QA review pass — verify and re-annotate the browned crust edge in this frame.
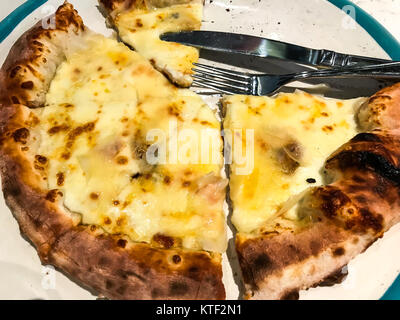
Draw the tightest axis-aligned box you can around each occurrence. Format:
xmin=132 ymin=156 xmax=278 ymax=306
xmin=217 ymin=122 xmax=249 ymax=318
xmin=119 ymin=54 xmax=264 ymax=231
xmin=0 ymin=2 xmax=85 ymax=108
xmin=0 ymin=2 xmax=225 ymax=300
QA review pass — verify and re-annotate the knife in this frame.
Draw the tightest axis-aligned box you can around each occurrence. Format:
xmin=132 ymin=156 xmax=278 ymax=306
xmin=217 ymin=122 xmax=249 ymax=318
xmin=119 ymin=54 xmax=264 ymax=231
xmin=161 ymin=31 xmax=391 ymax=68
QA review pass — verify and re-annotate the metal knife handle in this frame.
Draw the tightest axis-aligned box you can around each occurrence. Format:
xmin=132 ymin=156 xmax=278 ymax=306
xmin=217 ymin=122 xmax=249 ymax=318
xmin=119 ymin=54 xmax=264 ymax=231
xmin=318 ymin=49 xmax=391 ymax=68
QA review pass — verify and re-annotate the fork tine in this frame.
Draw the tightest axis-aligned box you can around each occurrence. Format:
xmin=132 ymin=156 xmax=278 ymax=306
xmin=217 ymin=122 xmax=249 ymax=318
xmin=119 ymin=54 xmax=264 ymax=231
xmin=193 ymin=74 xmax=250 ymax=92
xmin=192 ymin=79 xmax=249 ymax=95
xmin=193 ymin=68 xmax=250 ymax=86
xmin=192 ymin=80 xmax=240 ymax=95
xmin=192 ymin=80 xmax=235 ymax=95
xmin=193 ymin=63 xmax=251 ymax=80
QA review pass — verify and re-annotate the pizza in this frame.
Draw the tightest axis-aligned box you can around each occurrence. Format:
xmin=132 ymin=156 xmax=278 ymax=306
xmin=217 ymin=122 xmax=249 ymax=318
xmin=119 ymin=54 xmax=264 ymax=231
xmin=0 ymin=2 xmax=226 ymax=300
xmin=99 ymin=0 xmax=203 ymax=87
xmin=223 ymin=88 xmax=400 ymax=299
xmin=1 ymin=1 xmax=400 ymax=300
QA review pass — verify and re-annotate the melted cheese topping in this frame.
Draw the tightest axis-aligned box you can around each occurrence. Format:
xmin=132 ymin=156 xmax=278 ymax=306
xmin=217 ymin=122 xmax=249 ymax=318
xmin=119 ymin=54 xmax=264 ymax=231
xmin=32 ymin=33 xmax=226 ymax=252
xmin=223 ymin=92 xmax=366 ymax=233
xmin=115 ymin=2 xmax=203 ymax=86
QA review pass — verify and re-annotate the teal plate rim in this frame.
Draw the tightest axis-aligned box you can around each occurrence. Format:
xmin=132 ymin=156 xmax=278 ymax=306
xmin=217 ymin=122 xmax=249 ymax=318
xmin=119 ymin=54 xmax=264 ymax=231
xmin=0 ymin=0 xmax=399 ymax=300
xmin=326 ymin=0 xmax=400 ymax=301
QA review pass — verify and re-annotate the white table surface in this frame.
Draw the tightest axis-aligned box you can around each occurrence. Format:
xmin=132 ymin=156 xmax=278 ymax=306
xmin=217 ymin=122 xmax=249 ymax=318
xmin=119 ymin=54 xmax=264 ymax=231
xmin=1 ymin=0 xmax=400 ymax=42
xmin=353 ymin=0 xmax=400 ymax=41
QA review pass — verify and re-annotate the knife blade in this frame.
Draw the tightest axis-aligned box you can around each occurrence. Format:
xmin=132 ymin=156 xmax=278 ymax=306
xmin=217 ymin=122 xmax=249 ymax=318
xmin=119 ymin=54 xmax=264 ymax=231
xmin=160 ymin=31 xmax=391 ymax=68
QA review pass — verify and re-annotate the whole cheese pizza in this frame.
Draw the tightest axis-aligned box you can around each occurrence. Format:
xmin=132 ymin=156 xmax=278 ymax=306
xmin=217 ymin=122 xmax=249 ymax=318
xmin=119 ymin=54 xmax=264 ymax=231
xmin=0 ymin=1 xmax=400 ymax=300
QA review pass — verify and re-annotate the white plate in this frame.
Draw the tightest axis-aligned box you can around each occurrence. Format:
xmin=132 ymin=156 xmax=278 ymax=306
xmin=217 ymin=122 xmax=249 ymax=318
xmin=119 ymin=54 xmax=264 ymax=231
xmin=0 ymin=0 xmax=399 ymax=300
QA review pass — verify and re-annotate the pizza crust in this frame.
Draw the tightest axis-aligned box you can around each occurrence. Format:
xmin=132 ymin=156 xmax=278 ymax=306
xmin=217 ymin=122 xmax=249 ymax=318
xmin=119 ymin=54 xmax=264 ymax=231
xmin=236 ymin=84 xmax=400 ymax=300
xmin=0 ymin=2 xmax=225 ymax=300
xmin=0 ymin=2 xmax=85 ymax=108
xmin=358 ymin=83 xmax=400 ymax=131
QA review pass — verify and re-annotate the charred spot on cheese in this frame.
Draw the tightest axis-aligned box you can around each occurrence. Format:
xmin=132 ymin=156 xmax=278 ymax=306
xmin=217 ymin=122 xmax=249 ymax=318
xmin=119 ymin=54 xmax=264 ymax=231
xmin=56 ymin=172 xmax=65 ymax=186
xmin=30 ymin=33 xmax=226 ymax=253
xmin=130 ymin=172 xmax=141 ymax=180
xmin=182 ymin=181 xmax=191 ymax=187
xmin=61 ymin=103 xmax=74 ymax=108
xmin=163 ymin=175 xmax=171 ymax=184
xmin=172 ymin=254 xmax=182 ymax=264
xmin=45 ymin=189 xmax=62 ymax=202
xmin=35 ymin=155 xmax=48 ymax=164
xmin=116 ymin=156 xmax=128 ymax=165
xmin=34 ymin=155 xmax=48 ymax=172
xmin=322 ymin=125 xmax=334 ymax=132
xmin=168 ymin=103 xmax=183 ymax=120
xmin=332 ymin=247 xmax=345 ymax=256
xmin=12 ymin=128 xmax=29 ymax=143
xmin=21 ymin=81 xmax=34 ymax=90
xmin=276 ymin=142 xmax=301 ymax=175
xmin=284 ymin=141 xmax=302 ymax=161
xmin=48 ymin=124 xmax=70 ymax=135
xmin=90 ymin=192 xmax=99 ymax=200
xmin=117 ymin=239 xmax=127 ymax=248
xmin=25 ymin=113 xmax=40 ymax=127
xmin=67 ymin=122 xmax=96 ymax=143
xmin=131 ymin=139 xmax=149 ymax=160
xmin=104 ymin=217 xmax=112 ymax=225
xmin=223 ymin=92 xmax=366 ymax=233
xmin=153 ymin=233 xmax=175 ymax=249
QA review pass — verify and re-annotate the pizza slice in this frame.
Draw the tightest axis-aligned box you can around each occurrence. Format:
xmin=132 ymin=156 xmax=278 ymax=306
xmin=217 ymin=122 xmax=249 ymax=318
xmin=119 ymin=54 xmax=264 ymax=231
xmin=0 ymin=2 xmax=226 ymax=299
xmin=99 ymin=0 xmax=203 ymax=87
xmin=223 ymin=87 xmax=400 ymax=299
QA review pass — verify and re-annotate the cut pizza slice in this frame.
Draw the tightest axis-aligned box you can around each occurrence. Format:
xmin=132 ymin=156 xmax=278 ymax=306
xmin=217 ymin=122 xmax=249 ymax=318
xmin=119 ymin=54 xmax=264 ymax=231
xmin=99 ymin=0 xmax=203 ymax=87
xmin=0 ymin=2 xmax=226 ymax=300
xmin=223 ymin=88 xmax=400 ymax=299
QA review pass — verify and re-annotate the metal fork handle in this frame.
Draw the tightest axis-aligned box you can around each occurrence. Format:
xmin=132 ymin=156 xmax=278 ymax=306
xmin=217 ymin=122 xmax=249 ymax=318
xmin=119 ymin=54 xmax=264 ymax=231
xmin=317 ymin=50 xmax=390 ymax=68
xmin=290 ymin=61 xmax=400 ymax=80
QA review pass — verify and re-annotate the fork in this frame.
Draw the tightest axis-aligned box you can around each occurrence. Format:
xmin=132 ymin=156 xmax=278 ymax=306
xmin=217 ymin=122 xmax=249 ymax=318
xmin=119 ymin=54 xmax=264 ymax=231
xmin=192 ymin=61 xmax=400 ymax=96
